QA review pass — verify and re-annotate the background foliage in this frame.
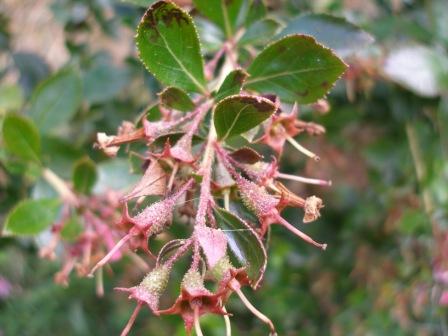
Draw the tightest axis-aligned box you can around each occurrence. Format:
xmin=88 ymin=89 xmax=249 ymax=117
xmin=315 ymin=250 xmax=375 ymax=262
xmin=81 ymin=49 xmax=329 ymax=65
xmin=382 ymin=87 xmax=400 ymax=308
xmin=1 ymin=0 xmax=448 ymax=335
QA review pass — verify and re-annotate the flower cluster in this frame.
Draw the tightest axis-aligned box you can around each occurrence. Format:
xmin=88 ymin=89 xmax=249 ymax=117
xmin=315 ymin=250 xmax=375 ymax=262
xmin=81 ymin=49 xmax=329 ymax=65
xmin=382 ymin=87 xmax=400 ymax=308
xmin=34 ymin=1 xmax=348 ymax=334
xmin=88 ymin=87 xmax=332 ymax=336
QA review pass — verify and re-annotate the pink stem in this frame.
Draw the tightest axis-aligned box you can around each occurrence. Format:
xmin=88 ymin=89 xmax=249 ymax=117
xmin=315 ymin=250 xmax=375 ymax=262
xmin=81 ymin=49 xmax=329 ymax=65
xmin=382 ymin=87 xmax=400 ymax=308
xmin=275 ymin=214 xmax=327 ymax=250
xmin=88 ymin=233 xmax=133 ymax=277
xmin=120 ymin=303 xmax=142 ymax=336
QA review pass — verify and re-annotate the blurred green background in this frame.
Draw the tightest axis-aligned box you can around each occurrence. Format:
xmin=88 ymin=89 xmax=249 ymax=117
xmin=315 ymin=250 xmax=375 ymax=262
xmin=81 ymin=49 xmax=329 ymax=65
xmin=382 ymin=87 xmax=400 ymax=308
xmin=1 ymin=0 xmax=448 ymax=335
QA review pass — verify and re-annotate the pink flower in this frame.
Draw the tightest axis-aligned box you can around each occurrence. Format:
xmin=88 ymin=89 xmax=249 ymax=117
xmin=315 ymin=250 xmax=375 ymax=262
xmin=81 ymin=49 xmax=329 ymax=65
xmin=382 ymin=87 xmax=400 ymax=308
xmin=158 ymin=270 xmax=227 ymax=334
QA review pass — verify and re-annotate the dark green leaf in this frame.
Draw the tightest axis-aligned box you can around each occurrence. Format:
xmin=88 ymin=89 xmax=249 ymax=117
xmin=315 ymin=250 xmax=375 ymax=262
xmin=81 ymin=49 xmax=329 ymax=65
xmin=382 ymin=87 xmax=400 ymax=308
xmin=4 ymin=198 xmax=60 ymax=235
xmin=193 ymin=0 xmax=244 ymax=38
xmin=213 ymin=206 xmax=267 ymax=288
xmin=215 ymin=69 xmax=248 ymax=102
xmin=245 ymin=35 xmax=347 ymax=104
xmin=136 ymin=1 xmax=206 ymax=93
xmin=27 ymin=68 xmax=82 ymax=134
xmin=245 ymin=0 xmax=267 ymax=26
xmin=239 ymin=18 xmax=281 ymax=46
xmin=278 ymin=14 xmax=374 ymax=58
xmin=159 ymin=87 xmax=195 ymax=112
xmin=60 ymin=214 xmax=83 ymax=241
xmin=2 ymin=114 xmax=41 ymax=163
xmin=214 ymin=95 xmax=276 ymax=141
xmin=72 ymin=157 xmax=97 ymax=194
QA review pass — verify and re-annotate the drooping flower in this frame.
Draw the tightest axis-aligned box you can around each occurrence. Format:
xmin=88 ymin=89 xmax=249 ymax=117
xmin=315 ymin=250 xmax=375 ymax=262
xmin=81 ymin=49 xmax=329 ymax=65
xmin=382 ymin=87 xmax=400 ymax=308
xmin=89 ymin=179 xmax=194 ymax=276
xmin=116 ymin=265 xmax=170 ymax=336
xmin=259 ymin=103 xmax=325 ymax=159
xmin=215 ymin=144 xmax=327 ymax=250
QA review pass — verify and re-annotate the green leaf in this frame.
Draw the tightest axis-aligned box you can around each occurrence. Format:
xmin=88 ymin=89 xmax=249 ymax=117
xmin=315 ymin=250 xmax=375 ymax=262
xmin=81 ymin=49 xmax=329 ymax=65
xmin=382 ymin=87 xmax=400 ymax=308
xmin=193 ymin=0 xmax=244 ymax=38
xmin=159 ymin=87 xmax=195 ymax=112
xmin=94 ymin=159 xmax=139 ymax=194
xmin=215 ymin=69 xmax=248 ymax=101
xmin=214 ymin=95 xmax=276 ymax=141
xmin=2 ymin=114 xmax=41 ymax=163
xmin=27 ymin=68 xmax=82 ymax=134
xmin=278 ymin=14 xmax=374 ymax=58
xmin=195 ymin=18 xmax=224 ymax=53
xmin=239 ymin=18 xmax=281 ymax=46
xmin=121 ymin=0 xmax=155 ymax=7
xmin=0 ymin=84 xmax=23 ymax=114
xmin=213 ymin=207 xmax=267 ymax=288
xmin=245 ymin=35 xmax=347 ymax=104
xmin=83 ymin=62 xmax=129 ymax=104
xmin=4 ymin=198 xmax=60 ymax=235
xmin=136 ymin=1 xmax=206 ymax=93
xmin=383 ymin=46 xmax=448 ymax=97
xmin=60 ymin=214 xmax=83 ymax=241
xmin=72 ymin=157 xmax=97 ymax=194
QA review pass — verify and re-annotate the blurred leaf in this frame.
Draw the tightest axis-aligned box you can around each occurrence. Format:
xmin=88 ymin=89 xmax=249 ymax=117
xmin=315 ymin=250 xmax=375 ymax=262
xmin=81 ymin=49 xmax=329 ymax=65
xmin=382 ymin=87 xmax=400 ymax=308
xmin=60 ymin=214 xmax=83 ymax=241
xmin=72 ymin=157 xmax=97 ymax=194
xmin=194 ymin=18 xmax=224 ymax=53
xmin=239 ymin=18 xmax=281 ymax=46
xmin=136 ymin=1 xmax=206 ymax=93
xmin=215 ymin=69 xmax=248 ymax=101
xmin=384 ymin=46 xmax=448 ymax=97
xmin=398 ymin=209 xmax=431 ymax=235
xmin=193 ymin=0 xmax=244 ymax=38
xmin=2 ymin=113 xmax=41 ymax=163
xmin=278 ymin=14 xmax=374 ymax=58
xmin=213 ymin=207 xmax=267 ymax=288
xmin=214 ymin=95 xmax=276 ymax=141
xmin=159 ymin=87 xmax=194 ymax=112
xmin=0 ymin=84 xmax=23 ymax=113
xmin=245 ymin=0 xmax=267 ymax=26
xmin=83 ymin=62 xmax=129 ymax=104
xmin=94 ymin=158 xmax=139 ymax=194
xmin=13 ymin=52 xmax=50 ymax=96
xmin=27 ymin=68 xmax=82 ymax=134
xmin=120 ymin=0 xmax=155 ymax=7
xmin=245 ymin=35 xmax=347 ymax=103
xmin=41 ymin=136 xmax=83 ymax=179
xmin=4 ymin=198 xmax=60 ymax=235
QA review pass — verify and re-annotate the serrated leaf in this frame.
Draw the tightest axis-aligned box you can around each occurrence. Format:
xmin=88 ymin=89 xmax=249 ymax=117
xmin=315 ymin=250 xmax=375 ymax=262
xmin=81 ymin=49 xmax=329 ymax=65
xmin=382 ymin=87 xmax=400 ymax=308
xmin=215 ymin=69 xmax=248 ymax=101
xmin=214 ymin=95 xmax=276 ymax=141
xmin=27 ymin=68 xmax=82 ymax=134
xmin=136 ymin=1 xmax=206 ymax=93
xmin=2 ymin=113 xmax=41 ymax=163
xmin=72 ymin=157 xmax=97 ymax=194
xmin=121 ymin=160 xmax=166 ymax=202
xmin=159 ymin=87 xmax=195 ymax=112
xmin=193 ymin=0 xmax=244 ymax=38
xmin=213 ymin=206 xmax=267 ymax=288
xmin=4 ymin=198 xmax=60 ymax=235
xmin=239 ymin=18 xmax=281 ymax=46
xmin=384 ymin=46 xmax=448 ymax=97
xmin=245 ymin=35 xmax=347 ymax=104
xmin=278 ymin=14 xmax=374 ymax=58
